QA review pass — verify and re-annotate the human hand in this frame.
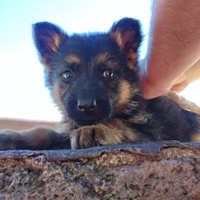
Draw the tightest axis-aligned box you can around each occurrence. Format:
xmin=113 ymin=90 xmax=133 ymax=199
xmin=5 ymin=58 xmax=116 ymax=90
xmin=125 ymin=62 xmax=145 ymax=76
xmin=140 ymin=59 xmax=200 ymax=99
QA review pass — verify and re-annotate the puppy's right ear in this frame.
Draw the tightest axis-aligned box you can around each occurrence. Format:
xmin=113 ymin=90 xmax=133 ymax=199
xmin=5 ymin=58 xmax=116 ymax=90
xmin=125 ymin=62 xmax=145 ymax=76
xmin=109 ymin=18 xmax=141 ymax=69
xmin=33 ymin=22 xmax=67 ymax=72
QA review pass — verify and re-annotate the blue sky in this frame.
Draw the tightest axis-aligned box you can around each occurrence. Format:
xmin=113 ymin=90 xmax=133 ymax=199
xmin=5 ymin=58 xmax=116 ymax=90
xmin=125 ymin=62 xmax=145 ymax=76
xmin=0 ymin=0 xmax=199 ymax=121
xmin=0 ymin=0 xmax=151 ymax=57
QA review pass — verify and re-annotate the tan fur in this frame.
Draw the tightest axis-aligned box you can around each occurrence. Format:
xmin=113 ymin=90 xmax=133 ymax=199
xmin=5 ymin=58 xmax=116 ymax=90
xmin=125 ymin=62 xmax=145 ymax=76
xmin=96 ymin=53 xmax=111 ymax=63
xmin=110 ymin=30 xmax=123 ymax=47
xmin=53 ymin=34 xmax=62 ymax=49
xmin=126 ymin=60 xmax=137 ymax=70
xmin=58 ymin=121 xmax=75 ymax=134
xmin=52 ymin=83 xmax=68 ymax=117
xmin=65 ymin=54 xmax=81 ymax=64
xmin=71 ymin=118 xmax=138 ymax=149
xmin=126 ymin=50 xmax=138 ymax=70
xmin=118 ymin=81 xmax=131 ymax=105
xmin=115 ymin=81 xmax=140 ymax=115
xmin=130 ymin=112 xmax=152 ymax=124
xmin=103 ymin=118 xmax=138 ymax=143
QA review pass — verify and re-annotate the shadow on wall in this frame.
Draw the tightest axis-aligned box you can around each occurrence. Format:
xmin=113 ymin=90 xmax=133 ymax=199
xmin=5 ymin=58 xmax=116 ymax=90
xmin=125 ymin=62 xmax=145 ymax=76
xmin=0 ymin=118 xmax=58 ymax=131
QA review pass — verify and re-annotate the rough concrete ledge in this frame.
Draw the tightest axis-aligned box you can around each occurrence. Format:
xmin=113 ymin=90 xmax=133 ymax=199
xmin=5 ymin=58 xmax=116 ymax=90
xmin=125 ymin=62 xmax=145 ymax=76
xmin=0 ymin=141 xmax=200 ymax=199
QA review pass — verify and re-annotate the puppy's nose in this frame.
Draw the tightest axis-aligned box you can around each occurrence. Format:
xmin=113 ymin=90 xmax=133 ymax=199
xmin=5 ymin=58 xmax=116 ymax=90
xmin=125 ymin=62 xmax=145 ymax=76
xmin=77 ymin=98 xmax=97 ymax=111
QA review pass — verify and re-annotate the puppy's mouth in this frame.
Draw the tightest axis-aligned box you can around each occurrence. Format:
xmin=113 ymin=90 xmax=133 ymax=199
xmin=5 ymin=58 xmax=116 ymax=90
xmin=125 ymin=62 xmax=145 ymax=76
xmin=75 ymin=116 xmax=110 ymax=126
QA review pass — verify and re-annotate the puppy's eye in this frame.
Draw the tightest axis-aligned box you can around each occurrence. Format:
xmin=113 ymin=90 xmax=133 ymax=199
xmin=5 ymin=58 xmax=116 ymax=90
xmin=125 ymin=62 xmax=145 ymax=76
xmin=103 ymin=68 xmax=114 ymax=78
xmin=62 ymin=70 xmax=73 ymax=81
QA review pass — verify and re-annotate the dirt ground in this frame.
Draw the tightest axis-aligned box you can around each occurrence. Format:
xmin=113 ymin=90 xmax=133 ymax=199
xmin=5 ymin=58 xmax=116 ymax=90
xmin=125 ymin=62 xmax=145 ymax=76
xmin=0 ymin=118 xmax=58 ymax=131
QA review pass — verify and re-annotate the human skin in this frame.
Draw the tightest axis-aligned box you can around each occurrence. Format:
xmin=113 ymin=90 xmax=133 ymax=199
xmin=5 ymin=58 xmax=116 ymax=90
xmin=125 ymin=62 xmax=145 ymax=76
xmin=140 ymin=0 xmax=200 ymax=99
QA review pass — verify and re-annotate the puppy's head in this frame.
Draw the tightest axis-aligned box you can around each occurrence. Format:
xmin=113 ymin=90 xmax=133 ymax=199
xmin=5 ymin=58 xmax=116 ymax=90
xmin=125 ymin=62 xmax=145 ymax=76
xmin=33 ymin=18 xmax=143 ymax=126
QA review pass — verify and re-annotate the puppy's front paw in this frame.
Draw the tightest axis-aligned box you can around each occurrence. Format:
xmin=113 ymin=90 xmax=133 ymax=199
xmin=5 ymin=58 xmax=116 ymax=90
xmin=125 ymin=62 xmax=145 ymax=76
xmin=71 ymin=126 xmax=105 ymax=149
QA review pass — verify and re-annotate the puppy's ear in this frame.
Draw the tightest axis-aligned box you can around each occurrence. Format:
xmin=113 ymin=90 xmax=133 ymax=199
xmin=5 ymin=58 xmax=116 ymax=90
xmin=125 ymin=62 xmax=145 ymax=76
xmin=109 ymin=18 xmax=141 ymax=68
xmin=33 ymin=22 xmax=67 ymax=71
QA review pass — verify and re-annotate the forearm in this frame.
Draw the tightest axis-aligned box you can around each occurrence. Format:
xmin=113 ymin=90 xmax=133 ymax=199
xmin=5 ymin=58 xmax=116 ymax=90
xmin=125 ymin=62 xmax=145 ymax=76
xmin=142 ymin=0 xmax=200 ymax=98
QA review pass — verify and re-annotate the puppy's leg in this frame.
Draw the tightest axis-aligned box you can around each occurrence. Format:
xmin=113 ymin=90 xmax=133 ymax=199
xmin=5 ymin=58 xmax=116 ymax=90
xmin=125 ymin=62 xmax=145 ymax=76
xmin=71 ymin=119 xmax=140 ymax=149
xmin=0 ymin=126 xmax=71 ymax=150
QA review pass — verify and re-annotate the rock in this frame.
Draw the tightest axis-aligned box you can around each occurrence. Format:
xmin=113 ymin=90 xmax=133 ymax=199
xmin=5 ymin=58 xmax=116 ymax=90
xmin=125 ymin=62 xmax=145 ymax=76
xmin=0 ymin=141 xmax=200 ymax=199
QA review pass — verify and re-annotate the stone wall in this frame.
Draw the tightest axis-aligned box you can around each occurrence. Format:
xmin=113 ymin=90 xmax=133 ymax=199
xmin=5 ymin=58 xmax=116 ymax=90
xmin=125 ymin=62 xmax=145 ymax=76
xmin=0 ymin=141 xmax=200 ymax=199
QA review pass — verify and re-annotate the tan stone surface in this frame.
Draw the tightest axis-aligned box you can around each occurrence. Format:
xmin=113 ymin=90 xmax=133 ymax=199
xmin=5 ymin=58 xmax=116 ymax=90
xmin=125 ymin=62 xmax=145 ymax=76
xmin=0 ymin=141 xmax=200 ymax=199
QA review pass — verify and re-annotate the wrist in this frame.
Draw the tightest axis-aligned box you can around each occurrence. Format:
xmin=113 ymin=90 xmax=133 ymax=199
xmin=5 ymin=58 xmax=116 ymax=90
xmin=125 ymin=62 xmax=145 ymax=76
xmin=140 ymin=75 xmax=170 ymax=99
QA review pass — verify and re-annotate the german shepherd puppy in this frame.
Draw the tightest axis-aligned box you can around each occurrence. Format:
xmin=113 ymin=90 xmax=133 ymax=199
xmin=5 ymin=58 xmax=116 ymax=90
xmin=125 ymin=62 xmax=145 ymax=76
xmin=0 ymin=18 xmax=199 ymax=150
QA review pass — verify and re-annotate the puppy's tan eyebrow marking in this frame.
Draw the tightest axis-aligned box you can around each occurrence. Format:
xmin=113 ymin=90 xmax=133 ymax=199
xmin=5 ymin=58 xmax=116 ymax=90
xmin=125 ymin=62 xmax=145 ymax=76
xmin=96 ymin=53 xmax=111 ymax=63
xmin=65 ymin=54 xmax=81 ymax=64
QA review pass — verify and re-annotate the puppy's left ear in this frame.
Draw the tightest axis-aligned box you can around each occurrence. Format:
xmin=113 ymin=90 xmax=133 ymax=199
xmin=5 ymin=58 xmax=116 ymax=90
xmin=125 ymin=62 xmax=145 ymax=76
xmin=109 ymin=18 xmax=142 ymax=68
